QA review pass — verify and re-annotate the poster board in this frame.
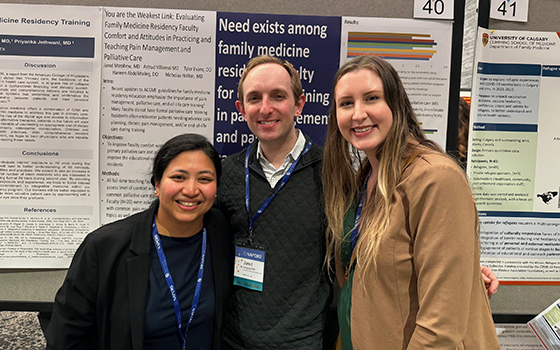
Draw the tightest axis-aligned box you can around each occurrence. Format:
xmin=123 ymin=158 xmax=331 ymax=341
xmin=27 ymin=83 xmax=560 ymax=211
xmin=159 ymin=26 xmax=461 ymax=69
xmin=0 ymin=0 xmax=463 ymax=309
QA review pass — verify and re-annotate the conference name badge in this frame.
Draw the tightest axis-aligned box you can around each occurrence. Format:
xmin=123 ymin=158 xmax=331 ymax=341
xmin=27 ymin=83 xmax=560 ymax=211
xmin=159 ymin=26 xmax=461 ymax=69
xmin=234 ymin=243 xmax=265 ymax=291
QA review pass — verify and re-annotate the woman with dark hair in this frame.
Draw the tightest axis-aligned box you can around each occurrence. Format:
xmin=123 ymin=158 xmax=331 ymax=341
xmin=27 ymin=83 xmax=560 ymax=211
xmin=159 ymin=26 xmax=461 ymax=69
xmin=46 ymin=133 xmax=232 ymax=350
xmin=322 ymin=56 xmax=500 ymax=349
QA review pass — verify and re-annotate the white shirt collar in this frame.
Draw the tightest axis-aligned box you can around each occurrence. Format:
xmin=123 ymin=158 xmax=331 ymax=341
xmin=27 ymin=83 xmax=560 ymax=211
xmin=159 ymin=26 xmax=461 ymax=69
xmin=256 ymin=129 xmax=305 ymax=164
xmin=256 ymin=130 xmax=306 ymax=187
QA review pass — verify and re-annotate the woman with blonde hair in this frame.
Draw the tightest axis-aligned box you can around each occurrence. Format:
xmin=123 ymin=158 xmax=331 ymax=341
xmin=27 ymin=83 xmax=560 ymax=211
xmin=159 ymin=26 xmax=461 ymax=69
xmin=457 ymin=97 xmax=471 ymax=168
xmin=322 ymin=55 xmax=499 ymax=349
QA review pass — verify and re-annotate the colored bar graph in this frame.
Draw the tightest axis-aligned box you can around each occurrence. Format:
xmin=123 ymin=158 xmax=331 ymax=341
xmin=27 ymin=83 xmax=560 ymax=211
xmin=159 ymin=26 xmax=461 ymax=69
xmin=347 ymin=32 xmax=437 ymax=60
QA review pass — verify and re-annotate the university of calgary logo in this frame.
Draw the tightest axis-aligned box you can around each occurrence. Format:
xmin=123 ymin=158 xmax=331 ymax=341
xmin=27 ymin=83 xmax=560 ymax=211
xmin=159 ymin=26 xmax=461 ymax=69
xmin=482 ymin=33 xmax=489 ymax=46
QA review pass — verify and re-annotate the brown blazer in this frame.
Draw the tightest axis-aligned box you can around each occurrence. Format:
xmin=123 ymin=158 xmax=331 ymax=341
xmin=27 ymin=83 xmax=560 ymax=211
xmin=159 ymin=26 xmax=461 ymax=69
xmin=345 ymin=151 xmax=500 ymax=349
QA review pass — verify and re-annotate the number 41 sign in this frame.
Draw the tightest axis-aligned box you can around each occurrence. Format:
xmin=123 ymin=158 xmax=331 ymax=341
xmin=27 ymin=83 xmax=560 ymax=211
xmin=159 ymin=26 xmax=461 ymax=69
xmin=414 ymin=0 xmax=453 ymax=20
xmin=490 ymin=0 xmax=529 ymax=22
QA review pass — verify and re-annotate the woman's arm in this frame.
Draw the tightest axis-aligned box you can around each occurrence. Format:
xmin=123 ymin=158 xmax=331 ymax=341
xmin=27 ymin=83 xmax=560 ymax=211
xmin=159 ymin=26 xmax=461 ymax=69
xmin=405 ymin=159 xmax=481 ymax=349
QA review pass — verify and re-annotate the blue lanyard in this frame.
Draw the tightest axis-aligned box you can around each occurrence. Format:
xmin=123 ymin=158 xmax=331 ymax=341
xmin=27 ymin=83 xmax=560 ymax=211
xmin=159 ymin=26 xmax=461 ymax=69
xmin=350 ymin=178 xmax=369 ymax=253
xmin=244 ymin=140 xmax=313 ymax=244
xmin=151 ymin=219 xmax=207 ymax=350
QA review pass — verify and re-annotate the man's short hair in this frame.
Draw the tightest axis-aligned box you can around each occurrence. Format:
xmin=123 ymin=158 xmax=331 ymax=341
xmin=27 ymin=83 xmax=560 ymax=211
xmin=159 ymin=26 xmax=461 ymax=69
xmin=237 ymin=55 xmax=303 ymax=107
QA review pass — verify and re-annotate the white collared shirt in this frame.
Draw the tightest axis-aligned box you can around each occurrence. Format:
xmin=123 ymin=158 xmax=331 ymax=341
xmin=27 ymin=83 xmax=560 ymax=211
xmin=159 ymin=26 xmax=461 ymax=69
xmin=257 ymin=130 xmax=306 ymax=188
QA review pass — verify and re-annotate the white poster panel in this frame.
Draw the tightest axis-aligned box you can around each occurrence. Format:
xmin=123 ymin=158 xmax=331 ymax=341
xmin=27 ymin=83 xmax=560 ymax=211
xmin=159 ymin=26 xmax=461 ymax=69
xmin=340 ymin=17 xmax=453 ymax=148
xmin=99 ymin=8 xmax=216 ymax=224
xmin=470 ymin=28 xmax=560 ymax=282
xmin=0 ymin=4 xmax=102 ymax=268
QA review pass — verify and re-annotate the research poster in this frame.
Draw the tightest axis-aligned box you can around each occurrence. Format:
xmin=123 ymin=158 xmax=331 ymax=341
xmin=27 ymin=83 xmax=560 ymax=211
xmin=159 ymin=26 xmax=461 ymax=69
xmin=340 ymin=17 xmax=453 ymax=148
xmin=0 ymin=4 xmax=102 ymax=268
xmin=0 ymin=3 xmax=455 ymax=268
xmin=470 ymin=28 xmax=560 ymax=282
xmin=99 ymin=7 xmax=216 ymax=224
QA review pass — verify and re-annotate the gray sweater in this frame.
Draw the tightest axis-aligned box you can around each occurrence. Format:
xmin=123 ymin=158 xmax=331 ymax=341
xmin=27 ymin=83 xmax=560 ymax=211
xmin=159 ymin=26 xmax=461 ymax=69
xmin=217 ymin=136 xmax=331 ymax=350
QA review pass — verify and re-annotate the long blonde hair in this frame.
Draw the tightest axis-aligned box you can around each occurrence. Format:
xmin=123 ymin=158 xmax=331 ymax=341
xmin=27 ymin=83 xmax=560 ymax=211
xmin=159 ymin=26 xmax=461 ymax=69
xmin=457 ymin=97 xmax=470 ymax=168
xmin=323 ymin=56 xmax=441 ymax=282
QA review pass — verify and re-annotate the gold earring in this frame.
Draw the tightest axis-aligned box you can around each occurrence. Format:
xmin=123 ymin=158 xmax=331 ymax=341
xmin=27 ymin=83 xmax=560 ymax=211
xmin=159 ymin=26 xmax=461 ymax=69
xmin=154 ymin=190 xmax=158 ymax=196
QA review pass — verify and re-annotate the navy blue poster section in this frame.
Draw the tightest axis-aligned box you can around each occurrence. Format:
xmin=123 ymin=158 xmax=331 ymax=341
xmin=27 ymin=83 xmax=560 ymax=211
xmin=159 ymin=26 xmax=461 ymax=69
xmin=214 ymin=12 xmax=341 ymax=156
xmin=0 ymin=35 xmax=94 ymax=58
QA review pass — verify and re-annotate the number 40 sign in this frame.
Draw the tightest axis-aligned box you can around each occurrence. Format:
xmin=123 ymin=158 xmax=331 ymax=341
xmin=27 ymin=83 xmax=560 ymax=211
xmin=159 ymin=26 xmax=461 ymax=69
xmin=414 ymin=0 xmax=454 ymax=20
xmin=490 ymin=0 xmax=529 ymax=22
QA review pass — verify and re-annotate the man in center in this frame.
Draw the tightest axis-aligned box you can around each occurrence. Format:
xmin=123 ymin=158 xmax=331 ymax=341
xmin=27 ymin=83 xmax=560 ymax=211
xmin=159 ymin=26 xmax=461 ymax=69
xmin=216 ymin=55 xmax=331 ymax=349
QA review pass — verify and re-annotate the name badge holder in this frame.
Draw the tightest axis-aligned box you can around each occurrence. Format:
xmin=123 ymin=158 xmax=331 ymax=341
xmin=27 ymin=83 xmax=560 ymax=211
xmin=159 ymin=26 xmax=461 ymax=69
xmin=234 ymin=240 xmax=266 ymax=291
